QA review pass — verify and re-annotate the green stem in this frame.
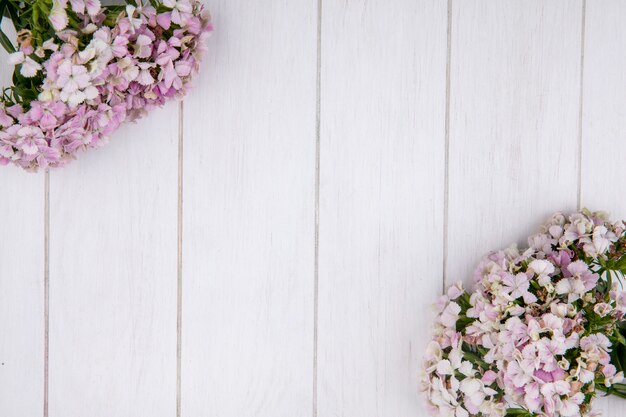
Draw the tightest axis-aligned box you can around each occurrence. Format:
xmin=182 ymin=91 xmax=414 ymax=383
xmin=597 ymin=384 xmax=626 ymax=400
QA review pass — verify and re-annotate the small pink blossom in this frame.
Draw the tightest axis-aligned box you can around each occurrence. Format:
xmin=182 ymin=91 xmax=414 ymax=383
xmin=49 ymin=2 xmax=69 ymax=31
xmin=69 ymin=0 xmax=101 ymax=15
xmin=9 ymin=51 xmax=42 ymax=77
xmin=163 ymin=0 xmax=193 ymax=26
xmin=15 ymin=126 xmax=45 ymax=155
xmin=439 ymin=302 xmax=461 ymax=329
xmin=134 ymin=34 xmax=153 ymax=58
xmin=502 ymin=272 xmax=537 ymax=304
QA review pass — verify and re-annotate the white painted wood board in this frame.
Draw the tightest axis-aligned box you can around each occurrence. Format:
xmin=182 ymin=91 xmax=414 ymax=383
xmin=581 ymin=0 xmax=626 ymax=218
xmin=0 ymin=164 xmax=45 ymax=417
xmin=317 ymin=1 xmax=447 ymax=416
xmin=0 ymin=1 xmax=625 ymax=416
xmin=47 ymin=103 xmax=179 ymax=417
xmin=0 ymin=19 xmax=45 ymax=417
xmin=180 ymin=1 xmax=317 ymax=416
xmin=447 ymin=0 xmax=582 ymax=287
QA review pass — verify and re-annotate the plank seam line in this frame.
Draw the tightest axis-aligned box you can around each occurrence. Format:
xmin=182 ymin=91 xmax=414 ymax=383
xmin=442 ymin=0 xmax=452 ymax=294
xmin=176 ymin=101 xmax=184 ymax=417
xmin=312 ymin=0 xmax=322 ymax=416
xmin=43 ymin=170 xmax=49 ymax=417
xmin=577 ymin=0 xmax=586 ymax=211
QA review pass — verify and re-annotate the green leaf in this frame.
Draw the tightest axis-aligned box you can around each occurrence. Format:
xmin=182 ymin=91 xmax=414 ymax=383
xmin=462 ymin=350 xmax=489 ymax=370
xmin=615 ymin=255 xmax=626 ymax=274
xmin=31 ymin=4 xmax=39 ymax=31
xmin=597 ymin=383 xmax=626 ymax=400
xmin=0 ymin=27 xmax=14 ymax=53
xmin=457 ymin=292 xmax=471 ymax=310
xmin=0 ymin=0 xmax=15 ymax=53
xmin=612 ymin=382 xmax=626 ymax=391
xmin=505 ymin=408 xmax=534 ymax=417
xmin=610 ymin=343 xmax=626 ymax=381
xmin=616 ymin=328 xmax=626 ymax=347
xmin=455 ymin=316 xmax=474 ymax=332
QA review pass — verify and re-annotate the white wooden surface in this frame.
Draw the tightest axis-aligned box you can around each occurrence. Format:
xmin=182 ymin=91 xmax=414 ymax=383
xmin=447 ymin=0 xmax=582 ymax=287
xmin=0 ymin=20 xmax=45 ymax=417
xmin=318 ymin=1 xmax=446 ymax=417
xmin=180 ymin=1 xmax=316 ymax=416
xmin=1 ymin=1 xmax=626 ymax=416
xmin=48 ymin=102 xmax=179 ymax=416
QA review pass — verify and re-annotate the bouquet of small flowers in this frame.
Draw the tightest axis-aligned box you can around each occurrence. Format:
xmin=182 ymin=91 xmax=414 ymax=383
xmin=0 ymin=0 xmax=212 ymax=170
xmin=421 ymin=209 xmax=626 ymax=417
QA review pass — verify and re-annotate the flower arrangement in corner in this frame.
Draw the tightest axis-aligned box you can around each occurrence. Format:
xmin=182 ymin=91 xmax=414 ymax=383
xmin=0 ymin=0 xmax=212 ymax=170
xmin=421 ymin=209 xmax=626 ymax=417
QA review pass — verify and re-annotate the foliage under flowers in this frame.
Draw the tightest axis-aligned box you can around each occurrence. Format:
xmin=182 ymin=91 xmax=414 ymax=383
xmin=0 ymin=0 xmax=212 ymax=170
xmin=421 ymin=209 xmax=626 ymax=417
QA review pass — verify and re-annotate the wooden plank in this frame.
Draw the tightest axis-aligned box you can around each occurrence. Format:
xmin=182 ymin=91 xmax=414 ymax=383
xmin=447 ymin=0 xmax=582 ymax=287
xmin=47 ymin=103 xmax=179 ymax=416
xmin=0 ymin=19 xmax=45 ymax=417
xmin=581 ymin=1 xmax=626 ymax=414
xmin=0 ymin=169 xmax=45 ymax=417
xmin=180 ymin=1 xmax=317 ymax=416
xmin=317 ymin=1 xmax=447 ymax=416
xmin=581 ymin=0 xmax=626 ymax=216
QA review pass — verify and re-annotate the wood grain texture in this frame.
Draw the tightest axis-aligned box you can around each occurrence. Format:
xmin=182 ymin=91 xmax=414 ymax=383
xmin=581 ymin=0 xmax=626 ymax=217
xmin=4 ymin=2 xmax=626 ymax=416
xmin=447 ymin=0 xmax=582 ymax=287
xmin=317 ymin=1 xmax=447 ymax=416
xmin=0 ymin=169 xmax=45 ymax=417
xmin=47 ymin=103 xmax=179 ymax=417
xmin=180 ymin=1 xmax=317 ymax=416
xmin=0 ymin=20 xmax=45 ymax=417
xmin=581 ymin=1 xmax=626 ymax=414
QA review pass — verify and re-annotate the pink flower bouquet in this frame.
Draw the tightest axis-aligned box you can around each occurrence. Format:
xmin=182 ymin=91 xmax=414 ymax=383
xmin=422 ymin=209 xmax=626 ymax=417
xmin=0 ymin=0 xmax=212 ymax=170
